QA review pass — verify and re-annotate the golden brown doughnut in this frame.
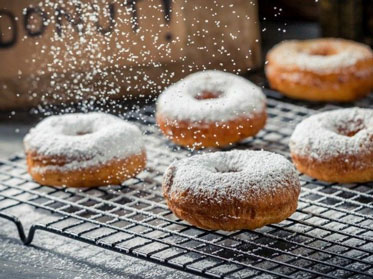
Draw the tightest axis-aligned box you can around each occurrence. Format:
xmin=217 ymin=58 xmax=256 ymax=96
xmin=156 ymin=70 xmax=267 ymax=149
xmin=163 ymin=150 xmax=301 ymax=231
xmin=290 ymin=108 xmax=373 ymax=183
xmin=156 ymin=113 xmax=266 ymax=149
xmin=24 ymin=112 xmax=146 ymax=187
xmin=265 ymin=38 xmax=373 ymax=102
xmin=26 ymin=152 xmax=146 ymax=188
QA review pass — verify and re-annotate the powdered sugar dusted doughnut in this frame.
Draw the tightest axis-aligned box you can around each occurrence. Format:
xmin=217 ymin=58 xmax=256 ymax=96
xmin=290 ymin=108 xmax=373 ymax=183
xmin=24 ymin=112 xmax=146 ymax=187
xmin=266 ymin=38 xmax=373 ymax=102
xmin=156 ymin=70 xmax=267 ymax=148
xmin=163 ymin=150 xmax=300 ymax=231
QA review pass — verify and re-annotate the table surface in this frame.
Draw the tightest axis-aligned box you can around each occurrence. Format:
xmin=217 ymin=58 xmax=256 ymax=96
xmin=0 ymin=21 xmax=320 ymax=279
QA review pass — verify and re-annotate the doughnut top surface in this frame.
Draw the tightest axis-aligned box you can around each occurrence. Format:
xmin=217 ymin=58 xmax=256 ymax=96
xmin=156 ymin=70 xmax=266 ymax=122
xmin=290 ymin=108 xmax=373 ymax=162
xmin=267 ymin=38 xmax=373 ymax=74
xmin=24 ymin=112 xmax=144 ymax=168
xmin=164 ymin=150 xmax=299 ymax=203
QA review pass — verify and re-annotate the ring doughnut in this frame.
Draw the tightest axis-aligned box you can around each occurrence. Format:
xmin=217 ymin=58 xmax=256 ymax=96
xmin=290 ymin=108 xmax=373 ymax=183
xmin=156 ymin=70 xmax=267 ymax=149
xmin=265 ymin=38 xmax=373 ymax=102
xmin=24 ymin=112 xmax=146 ymax=187
xmin=162 ymin=150 xmax=300 ymax=231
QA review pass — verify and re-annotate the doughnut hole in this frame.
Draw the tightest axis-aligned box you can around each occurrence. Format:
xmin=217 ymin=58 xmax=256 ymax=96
xmin=301 ymin=45 xmax=338 ymax=56
xmin=335 ymin=119 xmax=365 ymax=137
xmin=76 ymin=131 xmax=92 ymax=136
xmin=194 ymin=90 xmax=222 ymax=100
xmin=215 ymin=168 xmax=240 ymax=173
xmin=62 ymin=126 xmax=94 ymax=136
xmin=214 ymin=164 xmax=241 ymax=174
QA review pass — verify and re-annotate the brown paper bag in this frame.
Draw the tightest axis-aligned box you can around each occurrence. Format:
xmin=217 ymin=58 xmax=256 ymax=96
xmin=0 ymin=0 xmax=261 ymax=110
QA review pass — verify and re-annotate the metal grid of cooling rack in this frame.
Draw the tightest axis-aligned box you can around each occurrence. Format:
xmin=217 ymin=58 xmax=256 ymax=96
xmin=0 ymin=97 xmax=372 ymax=279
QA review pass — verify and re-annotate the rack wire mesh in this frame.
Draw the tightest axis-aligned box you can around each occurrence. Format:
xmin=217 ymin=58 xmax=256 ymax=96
xmin=0 ymin=95 xmax=372 ymax=279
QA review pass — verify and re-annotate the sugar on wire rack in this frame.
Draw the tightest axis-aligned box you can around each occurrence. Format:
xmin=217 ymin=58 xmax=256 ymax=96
xmin=0 ymin=96 xmax=372 ymax=279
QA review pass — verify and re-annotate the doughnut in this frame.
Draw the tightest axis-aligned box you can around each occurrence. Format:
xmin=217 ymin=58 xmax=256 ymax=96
xmin=162 ymin=150 xmax=300 ymax=231
xmin=24 ymin=112 xmax=146 ymax=187
xmin=290 ymin=108 xmax=373 ymax=183
xmin=265 ymin=38 xmax=373 ymax=102
xmin=156 ymin=70 xmax=267 ymax=149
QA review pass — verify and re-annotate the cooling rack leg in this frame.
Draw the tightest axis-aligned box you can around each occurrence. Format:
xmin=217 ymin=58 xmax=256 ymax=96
xmin=0 ymin=212 xmax=27 ymax=243
xmin=24 ymin=225 xmax=37 ymax=245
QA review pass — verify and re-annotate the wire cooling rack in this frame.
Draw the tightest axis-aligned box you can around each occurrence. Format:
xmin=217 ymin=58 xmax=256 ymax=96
xmin=0 ymin=97 xmax=372 ymax=279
